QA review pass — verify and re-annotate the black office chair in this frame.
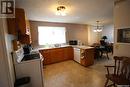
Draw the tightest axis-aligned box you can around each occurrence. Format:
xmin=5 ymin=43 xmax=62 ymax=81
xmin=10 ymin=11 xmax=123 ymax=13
xmin=100 ymin=40 xmax=109 ymax=59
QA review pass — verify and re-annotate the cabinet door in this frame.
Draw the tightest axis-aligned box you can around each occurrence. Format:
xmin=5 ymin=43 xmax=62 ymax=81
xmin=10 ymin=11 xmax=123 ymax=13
xmin=63 ymin=47 xmax=68 ymax=60
xmin=15 ymin=8 xmax=31 ymax=35
xmin=85 ymin=49 xmax=94 ymax=65
xmin=67 ymin=47 xmax=74 ymax=60
xmin=64 ymin=47 xmax=74 ymax=60
xmin=19 ymin=34 xmax=32 ymax=44
xmin=50 ymin=49 xmax=64 ymax=63
xmin=39 ymin=50 xmax=51 ymax=65
xmin=15 ymin=8 xmax=26 ymax=35
xmin=7 ymin=18 xmax=17 ymax=35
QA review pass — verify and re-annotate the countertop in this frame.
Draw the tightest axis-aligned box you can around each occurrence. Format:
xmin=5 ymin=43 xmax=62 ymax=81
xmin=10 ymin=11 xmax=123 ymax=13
xmin=72 ymin=45 xmax=94 ymax=49
xmin=32 ymin=45 xmax=94 ymax=51
xmin=32 ymin=45 xmax=71 ymax=51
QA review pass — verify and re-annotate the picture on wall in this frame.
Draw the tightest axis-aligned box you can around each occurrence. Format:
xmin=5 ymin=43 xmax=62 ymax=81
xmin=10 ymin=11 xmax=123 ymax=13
xmin=117 ymin=28 xmax=130 ymax=43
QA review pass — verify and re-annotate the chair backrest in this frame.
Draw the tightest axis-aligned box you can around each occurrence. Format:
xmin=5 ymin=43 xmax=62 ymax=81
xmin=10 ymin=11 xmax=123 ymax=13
xmin=121 ymin=58 xmax=130 ymax=81
xmin=114 ymin=56 xmax=130 ymax=81
xmin=100 ymin=40 xmax=107 ymax=46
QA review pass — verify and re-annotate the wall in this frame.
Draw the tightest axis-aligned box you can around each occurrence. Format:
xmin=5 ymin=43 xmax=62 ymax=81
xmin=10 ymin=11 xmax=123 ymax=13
xmin=29 ymin=21 xmax=88 ymax=47
xmin=0 ymin=19 xmax=14 ymax=87
xmin=114 ymin=0 xmax=130 ymax=57
xmin=5 ymin=34 xmax=15 ymax=85
xmin=102 ymin=24 xmax=114 ymax=43
xmin=88 ymin=24 xmax=114 ymax=45
xmin=88 ymin=25 xmax=102 ymax=45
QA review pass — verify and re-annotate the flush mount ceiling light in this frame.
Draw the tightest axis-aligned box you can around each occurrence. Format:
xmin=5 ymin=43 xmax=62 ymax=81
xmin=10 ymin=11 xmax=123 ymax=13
xmin=56 ymin=5 xmax=67 ymax=16
xmin=93 ymin=21 xmax=103 ymax=32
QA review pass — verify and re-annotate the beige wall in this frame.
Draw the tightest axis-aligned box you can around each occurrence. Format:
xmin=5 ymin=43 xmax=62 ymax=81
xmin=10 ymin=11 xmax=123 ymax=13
xmin=102 ymin=24 xmax=114 ymax=43
xmin=29 ymin=21 xmax=88 ymax=47
xmin=114 ymin=0 xmax=130 ymax=57
xmin=88 ymin=24 xmax=114 ymax=45
xmin=88 ymin=25 xmax=102 ymax=45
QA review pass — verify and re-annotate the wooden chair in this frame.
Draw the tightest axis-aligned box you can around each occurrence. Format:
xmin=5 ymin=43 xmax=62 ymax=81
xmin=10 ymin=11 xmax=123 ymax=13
xmin=104 ymin=56 xmax=130 ymax=87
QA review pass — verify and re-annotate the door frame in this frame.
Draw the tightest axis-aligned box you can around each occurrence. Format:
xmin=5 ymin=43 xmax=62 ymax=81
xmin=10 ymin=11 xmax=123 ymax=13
xmin=0 ymin=18 xmax=13 ymax=87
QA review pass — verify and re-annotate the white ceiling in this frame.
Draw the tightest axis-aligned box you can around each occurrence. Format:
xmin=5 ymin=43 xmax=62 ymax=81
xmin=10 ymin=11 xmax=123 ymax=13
xmin=16 ymin=0 xmax=114 ymax=25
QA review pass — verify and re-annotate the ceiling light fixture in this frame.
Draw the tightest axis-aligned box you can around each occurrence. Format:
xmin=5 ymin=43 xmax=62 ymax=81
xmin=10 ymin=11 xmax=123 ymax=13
xmin=56 ymin=5 xmax=66 ymax=16
xmin=93 ymin=21 xmax=103 ymax=32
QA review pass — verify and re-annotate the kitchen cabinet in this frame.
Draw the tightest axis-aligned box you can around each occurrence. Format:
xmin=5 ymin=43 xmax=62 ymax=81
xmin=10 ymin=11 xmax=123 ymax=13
xmin=40 ymin=46 xmax=94 ymax=66
xmin=19 ymin=34 xmax=32 ymax=44
xmin=39 ymin=49 xmax=51 ymax=65
xmin=7 ymin=8 xmax=31 ymax=44
xmin=39 ymin=46 xmax=74 ymax=65
xmin=73 ymin=47 xmax=94 ymax=67
xmin=17 ymin=8 xmax=31 ymax=35
xmin=7 ymin=18 xmax=17 ymax=35
xmin=15 ymin=8 xmax=27 ymax=35
xmin=80 ymin=48 xmax=94 ymax=66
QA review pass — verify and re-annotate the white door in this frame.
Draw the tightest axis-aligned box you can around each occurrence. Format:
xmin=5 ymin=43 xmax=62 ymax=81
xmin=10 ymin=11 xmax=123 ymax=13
xmin=74 ymin=48 xmax=80 ymax=63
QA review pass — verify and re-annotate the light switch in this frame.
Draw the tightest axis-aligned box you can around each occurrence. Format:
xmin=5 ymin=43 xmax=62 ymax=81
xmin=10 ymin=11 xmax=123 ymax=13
xmin=115 ymin=44 xmax=119 ymax=49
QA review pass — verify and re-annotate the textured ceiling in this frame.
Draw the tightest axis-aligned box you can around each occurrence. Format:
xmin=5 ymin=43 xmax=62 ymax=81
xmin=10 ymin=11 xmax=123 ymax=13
xmin=16 ymin=0 xmax=114 ymax=25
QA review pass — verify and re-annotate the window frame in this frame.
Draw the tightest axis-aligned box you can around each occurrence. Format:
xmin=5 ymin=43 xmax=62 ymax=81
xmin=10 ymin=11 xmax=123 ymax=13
xmin=38 ymin=26 xmax=67 ymax=46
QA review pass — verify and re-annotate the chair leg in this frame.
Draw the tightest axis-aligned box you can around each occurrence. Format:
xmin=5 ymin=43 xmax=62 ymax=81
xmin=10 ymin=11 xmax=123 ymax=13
xmin=113 ymin=83 xmax=116 ymax=87
xmin=104 ymin=78 xmax=109 ymax=87
xmin=107 ymin=83 xmax=115 ymax=87
xmin=106 ymin=52 xmax=109 ymax=60
xmin=100 ymin=51 xmax=103 ymax=58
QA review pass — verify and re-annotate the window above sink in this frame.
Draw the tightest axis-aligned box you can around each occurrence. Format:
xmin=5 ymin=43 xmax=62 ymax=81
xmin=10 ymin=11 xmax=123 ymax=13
xmin=38 ymin=26 xmax=66 ymax=45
